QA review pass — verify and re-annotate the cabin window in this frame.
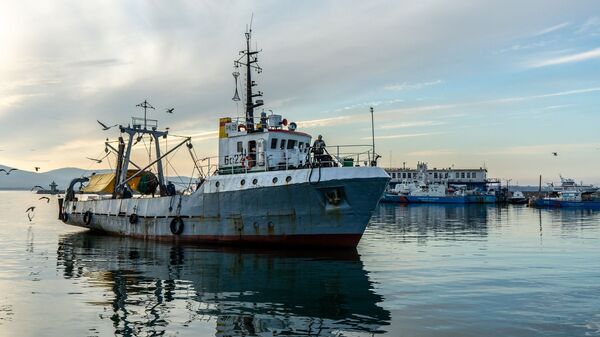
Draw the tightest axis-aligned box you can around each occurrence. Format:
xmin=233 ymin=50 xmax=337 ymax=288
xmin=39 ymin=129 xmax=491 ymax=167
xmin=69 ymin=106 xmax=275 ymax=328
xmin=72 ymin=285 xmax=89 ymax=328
xmin=434 ymin=172 xmax=438 ymax=179
xmin=280 ymin=139 xmax=286 ymax=150
xmin=455 ymin=172 xmax=459 ymax=178
xmin=287 ymin=139 xmax=296 ymax=149
xmin=305 ymin=143 xmax=310 ymax=152
xmin=271 ymin=138 xmax=278 ymax=149
xmin=461 ymin=172 xmax=465 ymax=178
xmin=237 ymin=141 xmax=243 ymax=153
xmin=299 ymin=143 xmax=304 ymax=151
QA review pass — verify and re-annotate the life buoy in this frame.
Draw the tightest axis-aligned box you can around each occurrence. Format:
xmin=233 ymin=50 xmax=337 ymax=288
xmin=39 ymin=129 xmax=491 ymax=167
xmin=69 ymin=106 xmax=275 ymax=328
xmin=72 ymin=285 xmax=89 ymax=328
xmin=170 ymin=217 xmax=184 ymax=235
xmin=83 ymin=211 xmax=92 ymax=225
xmin=129 ymin=213 xmax=139 ymax=224
xmin=241 ymin=155 xmax=254 ymax=170
xmin=238 ymin=124 xmax=247 ymax=132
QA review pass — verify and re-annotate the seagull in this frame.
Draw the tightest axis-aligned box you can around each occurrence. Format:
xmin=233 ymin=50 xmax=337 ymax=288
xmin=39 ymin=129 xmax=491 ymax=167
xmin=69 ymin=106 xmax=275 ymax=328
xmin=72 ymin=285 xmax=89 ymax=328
xmin=39 ymin=196 xmax=50 ymax=203
xmin=97 ymin=120 xmax=118 ymax=131
xmin=26 ymin=206 xmax=35 ymax=213
xmin=31 ymin=185 xmax=44 ymax=191
xmin=166 ymin=108 xmax=175 ymax=114
xmin=34 ymin=167 xmax=40 ymax=172
xmin=0 ymin=168 xmax=18 ymax=175
xmin=552 ymin=152 xmax=558 ymax=156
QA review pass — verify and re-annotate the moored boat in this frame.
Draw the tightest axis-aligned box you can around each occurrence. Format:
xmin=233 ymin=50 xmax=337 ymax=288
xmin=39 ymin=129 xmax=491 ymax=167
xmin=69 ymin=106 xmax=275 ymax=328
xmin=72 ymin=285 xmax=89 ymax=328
xmin=58 ymin=28 xmax=389 ymax=248
xmin=508 ymin=190 xmax=528 ymax=204
xmin=532 ymin=176 xmax=600 ymax=209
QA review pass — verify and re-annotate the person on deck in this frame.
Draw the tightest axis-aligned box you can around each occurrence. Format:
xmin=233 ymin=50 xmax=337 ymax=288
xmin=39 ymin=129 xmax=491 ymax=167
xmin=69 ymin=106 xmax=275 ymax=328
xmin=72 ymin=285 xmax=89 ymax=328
xmin=312 ymin=135 xmax=327 ymax=164
xmin=166 ymin=181 xmax=176 ymax=196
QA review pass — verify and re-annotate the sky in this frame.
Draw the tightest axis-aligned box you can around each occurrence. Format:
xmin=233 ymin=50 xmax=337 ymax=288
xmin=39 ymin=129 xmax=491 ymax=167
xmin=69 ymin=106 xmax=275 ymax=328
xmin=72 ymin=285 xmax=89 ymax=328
xmin=0 ymin=0 xmax=599 ymax=185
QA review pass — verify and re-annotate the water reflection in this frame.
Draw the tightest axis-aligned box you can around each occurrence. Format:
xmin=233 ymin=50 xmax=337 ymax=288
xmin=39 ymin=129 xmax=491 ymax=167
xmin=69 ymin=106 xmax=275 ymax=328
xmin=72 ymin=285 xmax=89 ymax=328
xmin=370 ymin=204 xmax=490 ymax=243
xmin=56 ymin=232 xmax=390 ymax=336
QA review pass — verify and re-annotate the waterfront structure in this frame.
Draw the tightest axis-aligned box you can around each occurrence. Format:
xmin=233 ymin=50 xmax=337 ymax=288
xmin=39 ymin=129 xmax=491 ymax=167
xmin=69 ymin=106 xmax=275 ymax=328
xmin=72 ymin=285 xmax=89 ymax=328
xmin=385 ymin=162 xmax=493 ymax=191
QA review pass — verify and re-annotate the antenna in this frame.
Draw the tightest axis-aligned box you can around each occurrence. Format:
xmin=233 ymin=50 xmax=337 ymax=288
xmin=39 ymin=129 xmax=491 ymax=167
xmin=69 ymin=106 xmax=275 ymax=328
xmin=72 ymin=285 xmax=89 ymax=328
xmin=234 ymin=16 xmax=263 ymax=132
xmin=136 ymin=100 xmax=155 ymax=129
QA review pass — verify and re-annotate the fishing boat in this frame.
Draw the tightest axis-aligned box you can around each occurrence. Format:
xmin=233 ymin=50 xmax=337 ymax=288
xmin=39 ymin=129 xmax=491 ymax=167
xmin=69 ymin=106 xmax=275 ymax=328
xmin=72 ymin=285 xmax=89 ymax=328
xmin=533 ymin=176 xmax=600 ymax=208
xmin=58 ymin=28 xmax=390 ymax=248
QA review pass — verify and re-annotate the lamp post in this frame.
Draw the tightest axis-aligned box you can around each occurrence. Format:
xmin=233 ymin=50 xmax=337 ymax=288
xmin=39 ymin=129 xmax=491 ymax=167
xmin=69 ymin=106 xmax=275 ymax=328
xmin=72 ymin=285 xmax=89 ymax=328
xmin=370 ymin=106 xmax=376 ymax=166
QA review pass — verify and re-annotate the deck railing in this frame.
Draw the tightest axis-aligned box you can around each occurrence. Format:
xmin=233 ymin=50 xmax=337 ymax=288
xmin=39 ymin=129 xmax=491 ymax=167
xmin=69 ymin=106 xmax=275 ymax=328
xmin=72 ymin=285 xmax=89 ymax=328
xmin=196 ymin=144 xmax=378 ymax=177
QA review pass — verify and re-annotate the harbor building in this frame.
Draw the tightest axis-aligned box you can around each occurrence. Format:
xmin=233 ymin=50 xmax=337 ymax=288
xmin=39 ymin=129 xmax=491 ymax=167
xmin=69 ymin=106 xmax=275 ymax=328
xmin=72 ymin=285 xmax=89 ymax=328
xmin=385 ymin=162 xmax=496 ymax=191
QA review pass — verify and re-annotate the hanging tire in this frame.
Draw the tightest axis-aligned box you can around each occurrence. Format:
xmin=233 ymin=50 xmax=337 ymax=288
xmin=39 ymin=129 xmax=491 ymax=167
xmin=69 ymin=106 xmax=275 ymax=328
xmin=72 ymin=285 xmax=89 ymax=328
xmin=83 ymin=211 xmax=92 ymax=225
xmin=129 ymin=213 xmax=139 ymax=224
xmin=170 ymin=217 xmax=184 ymax=235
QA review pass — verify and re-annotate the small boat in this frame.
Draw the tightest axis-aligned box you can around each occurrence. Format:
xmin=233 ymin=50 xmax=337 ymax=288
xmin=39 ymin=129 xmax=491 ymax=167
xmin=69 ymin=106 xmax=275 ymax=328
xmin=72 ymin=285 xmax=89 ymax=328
xmin=508 ymin=190 xmax=528 ymax=204
xmin=58 ymin=27 xmax=389 ymax=248
xmin=533 ymin=176 xmax=600 ymax=208
xmin=533 ymin=190 xmax=600 ymax=208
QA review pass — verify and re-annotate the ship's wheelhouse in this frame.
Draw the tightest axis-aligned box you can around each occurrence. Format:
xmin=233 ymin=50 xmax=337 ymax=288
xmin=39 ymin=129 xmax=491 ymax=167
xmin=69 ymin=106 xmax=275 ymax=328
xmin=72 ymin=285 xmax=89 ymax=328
xmin=218 ymin=116 xmax=311 ymax=173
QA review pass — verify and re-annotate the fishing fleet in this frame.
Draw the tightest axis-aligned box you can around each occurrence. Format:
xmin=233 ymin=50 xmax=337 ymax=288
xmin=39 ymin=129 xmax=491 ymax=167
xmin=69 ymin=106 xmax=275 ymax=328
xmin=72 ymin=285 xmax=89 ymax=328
xmin=58 ymin=28 xmax=389 ymax=248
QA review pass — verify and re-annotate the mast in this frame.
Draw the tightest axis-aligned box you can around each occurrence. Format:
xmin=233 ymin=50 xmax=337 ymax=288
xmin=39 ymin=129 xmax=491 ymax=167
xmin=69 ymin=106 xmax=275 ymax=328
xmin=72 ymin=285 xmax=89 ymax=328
xmin=234 ymin=24 xmax=263 ymax=132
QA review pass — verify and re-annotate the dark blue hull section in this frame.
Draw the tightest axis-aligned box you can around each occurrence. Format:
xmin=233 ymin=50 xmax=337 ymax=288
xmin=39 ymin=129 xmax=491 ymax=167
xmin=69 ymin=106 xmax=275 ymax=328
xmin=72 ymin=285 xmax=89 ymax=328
xmin=381 ymin=194 xmax=496 ymax=204
xmin=534 ymin=199 xmax=600 ymax=209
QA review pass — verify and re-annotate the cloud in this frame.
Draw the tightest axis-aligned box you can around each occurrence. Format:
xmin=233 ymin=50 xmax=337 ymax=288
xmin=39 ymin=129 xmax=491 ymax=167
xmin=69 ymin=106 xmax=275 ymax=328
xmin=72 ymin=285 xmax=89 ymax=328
xmin=406 ymin=149 xmax=455 ymax=156
xmin=67 ymin=58 xmax=125 ymax=68
xmin=379 ymin=120 xmax=446 ymax=129
xmin=485 ymin=143 xmax=598 ymax=155
xmin=363 ymin=132 xmax=443 ymax=140
xmin=575 ymin=17 xmax=600 ymax=35
xmin=527 ymin=47 xmax=600 ymax=68
xmin=298 ymin=115 xmax=355 ymax=128
xmin=531 ymin=22 xmax=570 ymax=36
xmin=383 ymin=80 xmax=443 ymax=91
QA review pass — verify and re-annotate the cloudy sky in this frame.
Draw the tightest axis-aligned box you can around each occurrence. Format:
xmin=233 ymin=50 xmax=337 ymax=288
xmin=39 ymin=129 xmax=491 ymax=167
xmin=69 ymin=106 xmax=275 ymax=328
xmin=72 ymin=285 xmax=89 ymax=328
xmin=0 ymin=0 xmax=599 ymax=184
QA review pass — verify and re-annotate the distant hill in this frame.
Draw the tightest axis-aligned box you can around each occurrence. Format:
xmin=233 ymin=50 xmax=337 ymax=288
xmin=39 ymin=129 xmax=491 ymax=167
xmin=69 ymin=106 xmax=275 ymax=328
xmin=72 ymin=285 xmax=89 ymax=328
xmin=0 ymin=165 xmax=99 ymax=190
xmin=0 ymin=165 xmax=194 ymax=190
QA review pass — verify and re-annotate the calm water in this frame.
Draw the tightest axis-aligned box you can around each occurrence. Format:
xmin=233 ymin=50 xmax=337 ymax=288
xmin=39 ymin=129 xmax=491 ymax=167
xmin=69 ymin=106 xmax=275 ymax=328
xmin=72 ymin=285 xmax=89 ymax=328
xmin=1 ymin=191 xmax=599 ymax=337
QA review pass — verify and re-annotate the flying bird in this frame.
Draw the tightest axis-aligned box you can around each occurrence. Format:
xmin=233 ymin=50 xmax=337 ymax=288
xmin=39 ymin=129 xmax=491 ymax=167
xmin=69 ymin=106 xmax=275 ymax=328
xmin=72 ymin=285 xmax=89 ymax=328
xmin=0 ymin=168 xmax=18 ymax=175
xmin=39 ymin=196 xmax=50 ymax=203
xmin=31 ymin=185 xmax=44 ymax=191
xmin=26 ymin=206 xmax=35 ymax=213
xmin=34 ymin=167 xmax=40 ymax=172
xmin=97 ymin=120 xmax=118 ymax=131
xmin=166 ymin=108 xmax=175 ymax=114
xmin=552 ymin=152 xmax=558 ymax=156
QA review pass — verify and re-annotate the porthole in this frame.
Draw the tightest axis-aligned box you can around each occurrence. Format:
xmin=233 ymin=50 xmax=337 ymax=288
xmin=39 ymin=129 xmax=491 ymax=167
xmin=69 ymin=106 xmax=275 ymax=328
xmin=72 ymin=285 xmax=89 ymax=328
xmin=252 ymin=178 xmax=258 ymax=185
xmin=272 ymin=177 xmax=278 ymax=184
xmin=286 ymin=176 xmax=292 ymax=183
xmin=215 ymin=181 xmax=220 ymax=187
xmin=240 ymin=179 xmax=246 ymax=186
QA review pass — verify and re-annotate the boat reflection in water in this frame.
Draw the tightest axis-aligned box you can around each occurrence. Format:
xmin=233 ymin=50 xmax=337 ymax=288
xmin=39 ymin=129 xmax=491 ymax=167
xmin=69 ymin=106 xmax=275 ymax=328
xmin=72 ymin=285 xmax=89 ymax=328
xmin=371 ymin=204 xmax=490 ymax=242
xmin=56 ymin=232 xmax=390 ymax=336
